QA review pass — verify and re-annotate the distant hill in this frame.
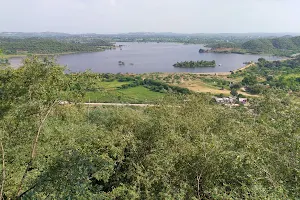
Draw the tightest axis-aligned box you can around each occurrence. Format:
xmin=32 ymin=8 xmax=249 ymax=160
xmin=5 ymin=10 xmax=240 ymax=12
xmin=241 ymin=36 xmax=300 ymax=55
xmin=0 ymin=32 xmax=72 ymax=38
xmin=0 ymin=37 xmax=113 ymax=55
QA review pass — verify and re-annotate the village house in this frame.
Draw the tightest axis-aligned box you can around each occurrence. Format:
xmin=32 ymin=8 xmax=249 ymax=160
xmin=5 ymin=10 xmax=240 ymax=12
xmin=239 ymin=98 xmax=248 ymax=104
xmin=214 ymin=97 xmax=248 ymax=105
xmin=214 ymin=97 xmax=237 ymax=104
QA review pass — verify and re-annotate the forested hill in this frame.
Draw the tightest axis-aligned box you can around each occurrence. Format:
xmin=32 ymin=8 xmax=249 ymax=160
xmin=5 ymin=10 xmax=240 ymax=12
xmin=241 ymin=36 xmax=300 ymax=56
xmin=0 ymin=37 xmax=113 ymax=55
xmin=206 ymin=36 xmax=300 ymax=56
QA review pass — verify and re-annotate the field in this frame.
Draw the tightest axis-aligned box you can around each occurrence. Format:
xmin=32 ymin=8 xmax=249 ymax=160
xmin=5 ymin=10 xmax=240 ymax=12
xmin=179 ymin=80 xmax=231 ymax=95
xmin=96 ymin=81 xmax=132 ymax=90
xmin=85 ymin=81 xmax=165 ymax=103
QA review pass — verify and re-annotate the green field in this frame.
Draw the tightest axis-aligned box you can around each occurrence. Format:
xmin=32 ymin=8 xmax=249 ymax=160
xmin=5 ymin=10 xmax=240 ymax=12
xmin=121 ymin=86 xmax=165 ymax=101
xmin=85 ymin=86 xmax=165 ymax=103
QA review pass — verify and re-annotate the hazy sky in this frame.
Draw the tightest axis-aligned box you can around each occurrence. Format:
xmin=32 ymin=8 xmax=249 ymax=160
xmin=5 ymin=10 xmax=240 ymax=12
xmin=0 ymin=0 xmax=299 ymax=33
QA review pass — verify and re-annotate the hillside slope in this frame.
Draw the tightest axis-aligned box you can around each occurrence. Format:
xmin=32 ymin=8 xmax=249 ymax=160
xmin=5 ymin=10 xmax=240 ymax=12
xmin=241 ymin=36 xmax=300 ymax=56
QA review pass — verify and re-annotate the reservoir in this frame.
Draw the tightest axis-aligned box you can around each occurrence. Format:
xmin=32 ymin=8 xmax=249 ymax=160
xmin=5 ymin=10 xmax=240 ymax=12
xmin=10 ymin=42 xmax=281 ymax=73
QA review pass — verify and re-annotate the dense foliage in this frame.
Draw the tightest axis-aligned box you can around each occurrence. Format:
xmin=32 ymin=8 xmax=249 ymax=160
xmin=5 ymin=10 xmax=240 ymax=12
xmin=241 ymin=36 xmax=300 ymax=56
xmin=205 ymin=42 xmax=239 ymax=49
xmin=229 ymin=56 xmax=300 ymax=94
xmin=0 ymin=58 xmax=299 ymax=199
xmin=173 ymin=60 xmax=216 ymax=68
xmin=0 ymin=37 xmax=113 ymax=55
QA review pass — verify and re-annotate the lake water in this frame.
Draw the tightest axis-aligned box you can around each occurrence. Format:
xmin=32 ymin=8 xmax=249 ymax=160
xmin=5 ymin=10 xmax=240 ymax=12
xmin=9 ymin=42 xmax=281 ymax=73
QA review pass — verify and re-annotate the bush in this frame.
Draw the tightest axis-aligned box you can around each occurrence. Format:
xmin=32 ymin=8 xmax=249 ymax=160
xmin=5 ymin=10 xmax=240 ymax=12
xmin=237 ymin=93 xmax=246 ymax=98
xmin=230 ymin=83 xmax=242 ymax=89
xmin=242 ymin=75 xmax=258 ymax=86
xmin=266 ymin=75 xmax=274 ymax=82
xmin=247 ymin=84 xmax=265 ymax=94
xmin=230 ymin=89 xmax=238 ymax=96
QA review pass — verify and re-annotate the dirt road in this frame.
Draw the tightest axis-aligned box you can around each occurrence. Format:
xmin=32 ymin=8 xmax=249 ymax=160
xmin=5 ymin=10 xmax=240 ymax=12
xmin=83 ymin=103 xmax=155 ymax=107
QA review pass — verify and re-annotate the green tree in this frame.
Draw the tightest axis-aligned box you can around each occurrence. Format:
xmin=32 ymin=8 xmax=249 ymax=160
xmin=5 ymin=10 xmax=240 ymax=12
xmin=266 ymin=75 xmax=274 ymax=82
xmin=258 ymin=57 xmax=267 ymax=64
xmin=230 ymin=83 xmax=242 ymax=89
xmin=230 ymin=89 xmax=238 ymax=96
xmin=242 ymin=75 xmax=258 ymax=86
xmin=0 ymin=56 xmax=85 ymax=198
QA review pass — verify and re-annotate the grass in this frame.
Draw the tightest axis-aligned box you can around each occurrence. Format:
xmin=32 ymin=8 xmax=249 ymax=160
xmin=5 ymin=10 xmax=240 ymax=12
xmin=179 ymin=80 xmax=231 ymax=95
xmin=121 ymin=86 xmax=165 ymax=101
xmin=98 ymin=81 xmax=132 ymax=90
xmin=85 ymin=86 xmax=165 ymax=104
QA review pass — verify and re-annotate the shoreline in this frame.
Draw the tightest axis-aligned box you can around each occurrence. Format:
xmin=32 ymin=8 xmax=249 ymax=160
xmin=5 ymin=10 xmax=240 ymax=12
xmin=233 ymin=63 xmax=255 ymax=73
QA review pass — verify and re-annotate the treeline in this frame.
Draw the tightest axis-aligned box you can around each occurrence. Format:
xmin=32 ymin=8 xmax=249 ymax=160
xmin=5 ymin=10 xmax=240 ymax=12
xmin=100 ymin=73 xmax=139 ymax=83
xmin=0 ymin=37 xmax=113 ymax=54
xmin=119 ymin=78 xmax=191 ymax=94
xmin=173 ymin=60 xmax=216 ymax=68
xmin=0 ymin=57 xmax=299 ymax=199
xmin=205 ymin=42 xmax=239 ymax=49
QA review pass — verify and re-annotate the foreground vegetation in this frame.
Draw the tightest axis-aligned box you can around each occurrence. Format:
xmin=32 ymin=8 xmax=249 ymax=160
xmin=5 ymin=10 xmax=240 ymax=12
xmin=173 ymin=60 xmax=216 ymax=68
xmin=0 ymin=57 xmax=299 ymax=199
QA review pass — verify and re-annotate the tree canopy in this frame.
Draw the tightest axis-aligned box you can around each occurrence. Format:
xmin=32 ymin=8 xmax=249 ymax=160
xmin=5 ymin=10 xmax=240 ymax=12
xmin=173 ymin=60 xmax=216 ymax=68
xmin=241 ymin=36 xmax=300 ymax=56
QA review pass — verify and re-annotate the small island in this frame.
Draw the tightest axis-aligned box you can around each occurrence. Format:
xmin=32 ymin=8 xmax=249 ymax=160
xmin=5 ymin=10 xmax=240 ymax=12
xmin=199 ymin=48 xmax=208 ymax=53
xmin=118 ymin=61 xmax=125 ymax=65
xmin=173 ymin=60 xmax=216 ymax=68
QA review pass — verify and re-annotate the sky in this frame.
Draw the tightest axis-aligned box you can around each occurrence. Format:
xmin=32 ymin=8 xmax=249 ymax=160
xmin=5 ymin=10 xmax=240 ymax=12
xmin=0 ymin=0 xmax=299 ymax=34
